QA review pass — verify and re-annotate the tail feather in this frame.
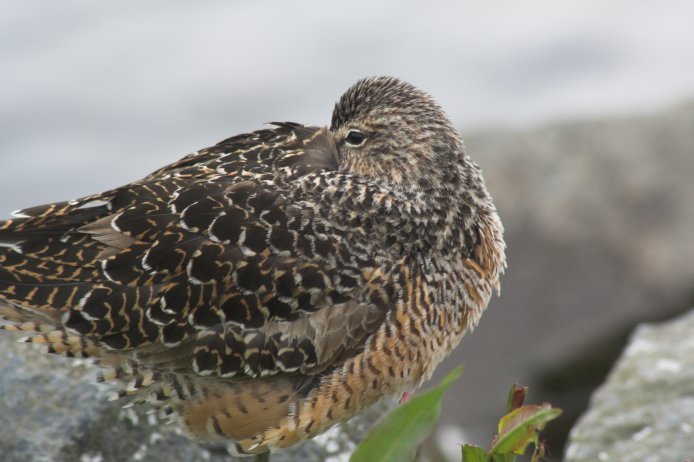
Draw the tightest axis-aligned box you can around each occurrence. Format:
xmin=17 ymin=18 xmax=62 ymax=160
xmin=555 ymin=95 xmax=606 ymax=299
xmin=0 ymin=298 xmax=64 ymax=330
xmin=1 ymin=199 xmax=110 ymax=238
xmin=18 ymin=329 xmax=102 ymax=357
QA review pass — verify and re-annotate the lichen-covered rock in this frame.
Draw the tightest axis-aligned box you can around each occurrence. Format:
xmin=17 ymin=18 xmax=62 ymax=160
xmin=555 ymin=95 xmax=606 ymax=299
xmin=0 ymin=333 xmax=388 ymax=462
xmin=564 ymin=309 xmax=694 ymax=462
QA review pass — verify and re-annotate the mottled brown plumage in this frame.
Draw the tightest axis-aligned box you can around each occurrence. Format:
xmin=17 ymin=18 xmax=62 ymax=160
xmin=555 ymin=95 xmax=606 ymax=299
xmin=0 ymin=77 xmax=505 ymax=455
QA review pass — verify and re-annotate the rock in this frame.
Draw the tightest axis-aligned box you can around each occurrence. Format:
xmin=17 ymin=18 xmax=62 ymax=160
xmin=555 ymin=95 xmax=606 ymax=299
xmin=564 ymin=309 xmax=694 ymax=462
xmin=433 ymin=101 xmax=694 ymax=456
xmin=0 ymin=333 xmax=387 ymax=462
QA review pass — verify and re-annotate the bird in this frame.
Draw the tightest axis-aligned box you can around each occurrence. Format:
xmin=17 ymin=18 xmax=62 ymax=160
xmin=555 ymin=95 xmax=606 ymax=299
xmin=0 ymin=77 xmax=505 ymax=456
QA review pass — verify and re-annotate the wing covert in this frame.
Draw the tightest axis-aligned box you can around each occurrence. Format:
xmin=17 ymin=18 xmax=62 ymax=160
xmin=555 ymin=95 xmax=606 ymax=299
xmin=0 ymin=123 xmax=389 ymax=381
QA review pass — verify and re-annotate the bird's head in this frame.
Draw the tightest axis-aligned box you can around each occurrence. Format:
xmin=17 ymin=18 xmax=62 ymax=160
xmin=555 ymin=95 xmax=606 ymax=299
xmin=330 ymin=76 xmax=468 ymax=194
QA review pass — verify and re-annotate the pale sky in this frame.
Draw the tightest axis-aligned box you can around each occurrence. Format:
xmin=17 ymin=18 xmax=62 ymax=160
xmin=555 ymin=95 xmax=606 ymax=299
xmin=2 ymin=0 xmax=694 ymax=214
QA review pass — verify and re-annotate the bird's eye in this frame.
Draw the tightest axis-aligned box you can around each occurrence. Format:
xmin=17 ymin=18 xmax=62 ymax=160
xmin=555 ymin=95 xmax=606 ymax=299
xmin=345 ymin=130 xmax=367 ymax=147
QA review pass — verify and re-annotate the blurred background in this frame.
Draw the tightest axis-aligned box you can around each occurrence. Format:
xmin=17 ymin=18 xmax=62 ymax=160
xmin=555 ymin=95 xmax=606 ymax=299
xmin=2 ymin=1 xmax=694 ymax=460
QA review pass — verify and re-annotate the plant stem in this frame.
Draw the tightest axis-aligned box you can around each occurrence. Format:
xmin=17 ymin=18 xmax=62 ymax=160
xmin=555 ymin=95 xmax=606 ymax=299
xmin=253 ymin=452 xmax=271 ymax=462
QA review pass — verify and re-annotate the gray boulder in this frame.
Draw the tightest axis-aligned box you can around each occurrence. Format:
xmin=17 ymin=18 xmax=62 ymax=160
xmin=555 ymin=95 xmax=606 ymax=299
xmin=433 ymin=101 xmax=694 ymax=455
xmin=564 ymin=309 xmax=694 ymax=462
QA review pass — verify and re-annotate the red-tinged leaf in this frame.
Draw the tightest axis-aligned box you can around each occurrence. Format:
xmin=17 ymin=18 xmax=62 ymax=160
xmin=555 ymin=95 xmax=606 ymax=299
xmin=505 ymin=384 xmax=527 ymax=413
xmin=489 ymin=404 xmax=562 ymax=455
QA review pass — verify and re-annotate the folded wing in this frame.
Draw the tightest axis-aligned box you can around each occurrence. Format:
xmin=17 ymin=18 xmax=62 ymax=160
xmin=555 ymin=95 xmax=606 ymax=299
xmin=0 ymin=124 xmax=390 ymax=382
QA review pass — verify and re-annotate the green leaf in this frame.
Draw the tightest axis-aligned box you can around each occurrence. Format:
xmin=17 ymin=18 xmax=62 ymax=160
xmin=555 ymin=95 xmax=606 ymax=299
xmin=461 ymin=444 xmax=489 ymax=462
xmin=489 ymin=404 xmax=562 ymax=455
xmin=349 ymin=366 xmax=463 ymax=462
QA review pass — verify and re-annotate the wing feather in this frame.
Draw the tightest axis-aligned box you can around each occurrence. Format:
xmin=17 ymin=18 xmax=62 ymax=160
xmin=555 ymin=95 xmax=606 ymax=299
xmin=1 ymin=123 xmax=388 ymax=382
